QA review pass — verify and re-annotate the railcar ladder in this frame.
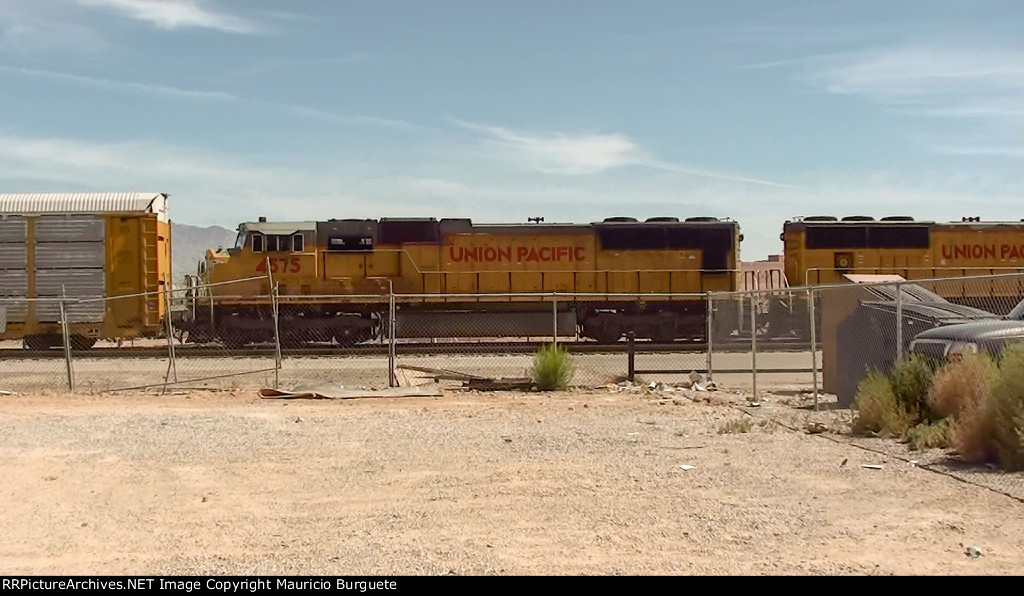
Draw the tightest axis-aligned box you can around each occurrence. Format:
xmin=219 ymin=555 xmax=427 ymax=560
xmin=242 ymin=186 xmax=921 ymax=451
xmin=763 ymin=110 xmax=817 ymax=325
xmin=144 ymin=218 xmax=161 ymax=326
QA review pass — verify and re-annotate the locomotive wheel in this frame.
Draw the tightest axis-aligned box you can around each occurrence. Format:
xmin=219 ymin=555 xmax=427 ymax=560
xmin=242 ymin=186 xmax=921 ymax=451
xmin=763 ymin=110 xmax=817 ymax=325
xmin=335 ymin=327 xmax=372 ymax=347
xmin=222 ymin=335 xmax=249 ymax=350
xmin=649 ymin=324 xmax=677 ymax=343
xmin=24 ymin=335 xmax=54 ymax=351
xmin=69 ymin=335 xmax=97 ymax=350
xmin=584 ymin=318 xmax=622 ymax=343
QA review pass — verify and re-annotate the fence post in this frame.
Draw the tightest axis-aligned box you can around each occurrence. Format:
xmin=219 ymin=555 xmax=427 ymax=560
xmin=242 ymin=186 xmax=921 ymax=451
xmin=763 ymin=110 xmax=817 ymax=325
xmin=264 ymin=259 xmax=281 ymax=389
xmin=627 ymin=331 xmax=635 ymax=382
xmin=705 ymin=292 xmax=713 ymax=380
xmin=163 ymin=284 xmax=178 ymax=384
xmin=271 ymin=283 xmax=282 ymax=389
xmin=59 ymin=298 xmax=74 ymax=392
xmin=750 ymin=292 xmax=757 ymax=402
xmin=552 ymin=295 xmax=558 ymax=348
xmin=895 ymin=281 xmax=903 ymax=362
xmin=388 ymin=288 xmax=397 ymax=387
xmin=809 ymin=287 xmax=818 ymax=411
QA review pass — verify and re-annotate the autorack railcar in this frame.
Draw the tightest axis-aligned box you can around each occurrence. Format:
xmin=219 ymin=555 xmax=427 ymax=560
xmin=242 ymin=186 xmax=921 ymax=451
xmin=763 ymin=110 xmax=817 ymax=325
xmin=0 ymin=192 xmax=172 ymax=349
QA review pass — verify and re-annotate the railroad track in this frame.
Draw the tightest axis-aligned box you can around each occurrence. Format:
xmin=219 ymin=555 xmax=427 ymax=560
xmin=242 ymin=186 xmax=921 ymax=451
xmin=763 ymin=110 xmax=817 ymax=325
xmin=0 ymin=338 xmax=818 ymax=359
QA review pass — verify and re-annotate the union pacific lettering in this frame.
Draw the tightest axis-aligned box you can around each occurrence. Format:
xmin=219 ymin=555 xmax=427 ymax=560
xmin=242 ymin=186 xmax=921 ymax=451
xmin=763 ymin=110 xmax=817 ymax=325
xmin=940 ymin=244 xmax=1024 ymax=260
xmin=449 ymin=245 xmax=586 ymax=263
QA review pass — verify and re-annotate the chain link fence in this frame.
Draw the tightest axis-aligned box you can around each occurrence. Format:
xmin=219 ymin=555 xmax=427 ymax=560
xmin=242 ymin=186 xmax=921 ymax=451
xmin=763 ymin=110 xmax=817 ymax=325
xmin=273 ymin=293 xmax=391 ymax=390
xmin=2 ymin=272 xmax=1024 ymax=400
xmin=2 ymin=270 xmax=1022 ymax=496
xmin=0 ymin=296 xmax=77 ymax=393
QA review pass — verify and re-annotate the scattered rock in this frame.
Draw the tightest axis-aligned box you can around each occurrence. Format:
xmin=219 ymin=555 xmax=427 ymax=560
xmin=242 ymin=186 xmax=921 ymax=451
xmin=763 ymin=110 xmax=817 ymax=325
xmin=806 ymin=422 xmax=828 ymax=434
xmin=294 ymin=417 xmax=303 ymax=423
xmin=862 ymin=464 xmax=884 ymax=470
xmin=965 ymin=546 xmax=982 ymax=559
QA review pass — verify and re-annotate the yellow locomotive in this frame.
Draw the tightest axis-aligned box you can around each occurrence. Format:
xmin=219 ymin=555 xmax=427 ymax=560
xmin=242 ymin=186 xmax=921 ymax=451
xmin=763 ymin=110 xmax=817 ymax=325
xmin=733 ymin=215 xmax=1024 ymax=342
xmin=783 ymin=215 xmax=1024 ymax=311
xmin=178 ymin=216 xmax=742 ymax=345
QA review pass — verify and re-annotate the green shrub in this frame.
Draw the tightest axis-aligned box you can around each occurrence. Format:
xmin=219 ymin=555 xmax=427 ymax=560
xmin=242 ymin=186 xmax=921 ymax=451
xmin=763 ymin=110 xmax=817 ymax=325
xmin=853 ymin=370 xmax=914 ymax=437
xmin=954 ymin=398 xmax=1000 ymax=464
xmin=906 ymin=419 xmax=954 ymax=451
xmin=929 ymin=352 xmax=998 ymax=419
xmin=530 ymin=343 xmax=575 ymax=391
xmin=988 ymin=343 xmax=1024 ymax=470
xmin=889 ymin=353 xmax=938 ymax=422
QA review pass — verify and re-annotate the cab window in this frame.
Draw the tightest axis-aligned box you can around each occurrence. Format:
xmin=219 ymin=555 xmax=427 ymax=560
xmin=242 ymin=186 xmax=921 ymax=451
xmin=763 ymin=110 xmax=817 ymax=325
xmin=252 ymin=233 xmax=264 ymax=253
xmin=292 ymin=233 xmax=304 ymax=252
xmin=266 ymin=235 xmax=279 ymax=252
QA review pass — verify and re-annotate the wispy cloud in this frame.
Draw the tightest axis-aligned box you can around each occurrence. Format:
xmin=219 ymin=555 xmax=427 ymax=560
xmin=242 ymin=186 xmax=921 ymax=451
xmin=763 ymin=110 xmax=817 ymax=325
xmin=218 ymin=53 xmax=378 ymax=82
xmin=737 ymin=52 xmax=846 ymax=70
xmin=792 ymin=45 xmax=1024 ymax=156
xmin=0 ymin=65 xmax=235 ymax=101
xmin=643 ymin=160 xmax=803 ymax=190
xmin=804 ymin=46 xmax=1024 ymax=120
xmin=0 ymin=65 xmax=426 ymax=131
xmin=0 ymin=2 xmax=108 ymax=53
xmin=454 ymin=119 xmax=647 ymax=176
xmin=454 ymin=119 xmax=800 ymax=189
xmin=271 ymin=104 xmax=430 ymax=132
xmin=932 ymin=145 xmax=1024 ymax=158
xmin=75 ymin=0 xmax=259 ymax=33
xmin=814 ymin=46 xmax=1024 ymax=98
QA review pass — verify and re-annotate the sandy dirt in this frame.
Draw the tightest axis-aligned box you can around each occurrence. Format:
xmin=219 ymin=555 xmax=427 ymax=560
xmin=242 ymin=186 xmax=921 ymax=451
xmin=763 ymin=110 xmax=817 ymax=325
xmin=0 ymin=384 xmax=1022 ymax=576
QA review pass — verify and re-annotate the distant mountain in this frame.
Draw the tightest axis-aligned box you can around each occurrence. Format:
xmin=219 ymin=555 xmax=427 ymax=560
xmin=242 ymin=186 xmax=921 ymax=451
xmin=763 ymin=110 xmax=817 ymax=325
xmin=171 ymin=222 xmax=237 ymax=284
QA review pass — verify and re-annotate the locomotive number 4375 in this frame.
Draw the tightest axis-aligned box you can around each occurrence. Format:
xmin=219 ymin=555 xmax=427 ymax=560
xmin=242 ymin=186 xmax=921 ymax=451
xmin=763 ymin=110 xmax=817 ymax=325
xmin=256 ymin=257 xmax=301 ymax=274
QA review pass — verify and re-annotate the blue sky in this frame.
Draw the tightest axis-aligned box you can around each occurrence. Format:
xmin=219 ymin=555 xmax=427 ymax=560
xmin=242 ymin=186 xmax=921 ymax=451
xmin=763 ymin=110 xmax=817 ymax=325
xmin=1 ymin=0 xmax=1022 ymax=260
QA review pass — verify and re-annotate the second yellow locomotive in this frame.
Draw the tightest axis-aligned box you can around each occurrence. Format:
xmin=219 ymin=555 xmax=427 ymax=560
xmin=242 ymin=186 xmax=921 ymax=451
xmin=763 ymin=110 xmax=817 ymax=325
xmin=179 ymin=216 xmax=741 ymax=345
xmin=783 ymin=215 xmax=1024 ymax=312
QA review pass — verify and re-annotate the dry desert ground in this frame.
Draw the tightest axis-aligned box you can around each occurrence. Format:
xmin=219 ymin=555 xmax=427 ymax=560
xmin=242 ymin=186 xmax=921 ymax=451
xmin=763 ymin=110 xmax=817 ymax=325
xmin=0 ymin=382 xmax=1022 ymax=575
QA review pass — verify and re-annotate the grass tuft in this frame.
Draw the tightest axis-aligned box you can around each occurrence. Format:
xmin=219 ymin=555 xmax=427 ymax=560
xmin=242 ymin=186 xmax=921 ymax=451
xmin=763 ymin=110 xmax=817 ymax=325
xmin=718 ymin=417 xmax=754 ymax=434
xmin=530 ymin=343 xmax=576 ymax=391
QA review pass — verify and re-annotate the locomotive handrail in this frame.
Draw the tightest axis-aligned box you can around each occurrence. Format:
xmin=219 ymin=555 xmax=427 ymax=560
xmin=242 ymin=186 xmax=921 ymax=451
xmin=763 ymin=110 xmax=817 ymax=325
xmin=14 ymin=270 xmax=1024 ymax=305
xmin=803 ymin=266 xmax=1024 ymax=287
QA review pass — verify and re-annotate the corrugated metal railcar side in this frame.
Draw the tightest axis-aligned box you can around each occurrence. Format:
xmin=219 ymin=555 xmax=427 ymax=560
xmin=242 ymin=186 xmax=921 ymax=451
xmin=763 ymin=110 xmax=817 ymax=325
xmin=0 ymin=192 xmax=171 ymax=348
